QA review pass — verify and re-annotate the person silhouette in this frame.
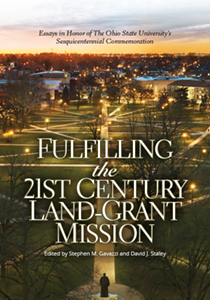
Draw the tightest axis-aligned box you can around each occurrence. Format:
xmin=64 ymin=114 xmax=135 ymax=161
xmin=100 ymin=273 xmax=110 ymax=297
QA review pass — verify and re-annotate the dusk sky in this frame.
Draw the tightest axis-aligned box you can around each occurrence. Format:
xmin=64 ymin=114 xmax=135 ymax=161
xmin=1 ymin=0 xmax=210 ymax=53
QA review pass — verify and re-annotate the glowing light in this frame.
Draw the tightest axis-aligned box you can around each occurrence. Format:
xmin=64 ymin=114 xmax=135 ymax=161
xmin=190 ymin=184 xmax=196 ymax=189
xmin=111 ymin=160 xmax=115 ymax=166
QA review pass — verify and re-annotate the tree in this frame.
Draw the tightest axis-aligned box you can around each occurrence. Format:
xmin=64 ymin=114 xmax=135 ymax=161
xmin=200 ymin=94 xmax=208 ymax=112
xmin=0 ymin=152 xmax=33 ymax=279
xmin=120 ymin=201 xmax=210 ymax=300
xmin=0 ymin=101 xmax=13 ymax=134
xmin=62 ymin=85 xmax=69 ymax=103
xmin=123 ymin=106 xmax=156 ymax=141
xmin=0 ymin=152 xmax=94 ymax=299
xmin=75 ymin=86 xmax=82 ymax=110
xmin=106 ymin=86 xmax=119 ymax=104
xmin=124 ymin=109 xmax=139 ymax=140
xmin=154 ymin=203 xmax=210 ymax=300
xmin=80 ymin=75 xmax=97 ymax=104
xmin=175 ymin=87 xmax=189 ymax=108
xmin=157 ymin=88 xmax=168 ymax=110
xmin=124 ymin=83 xmax=140 ymax=104
xmin=155 ymin=107 xmax=182 ymax=140
xmin=80 ymin=114 xmax=101 ymax=139
xmin=142 ymin=109 xmax=156 ymax=141
xmin=120 ymin=105 xmax=194 ymax=209
xmin=108 ymin=76 xmax=125 ymax=104
xmin=92 ymin=90 xmax=101 ymax=108
xmin=6 ymin=77 xmax=43 ymax=132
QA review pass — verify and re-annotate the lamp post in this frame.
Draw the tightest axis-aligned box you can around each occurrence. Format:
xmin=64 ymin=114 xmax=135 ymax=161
xmin=202 ymin=148 xmax=207 ymax=154
xmin=63 ymin=102 xmax=67 ymax=114
xmin=9 ymin=130 xmax=14 ymax=142
xmin=97 ymin=127 xmax=101 ymax=138
xmin=3 ymin=131 xmax=14 ymax=143
xmin=182 ymin=132 xmax=187 ymax=146
xmin=190 ymin=183 xmax=196 ymax=204
xmin=45 ymin=118 xmax=49 ymax=129
xmin=25 ymin=148 xmax=30 ymax=161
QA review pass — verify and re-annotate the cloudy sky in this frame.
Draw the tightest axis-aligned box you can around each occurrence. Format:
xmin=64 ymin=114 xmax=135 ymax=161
xmin=1 ymin=0 xmax=210 ymax=53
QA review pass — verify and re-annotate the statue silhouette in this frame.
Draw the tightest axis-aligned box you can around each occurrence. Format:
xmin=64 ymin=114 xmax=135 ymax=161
xmin=100 ymin=273 xmax=110 ymax=297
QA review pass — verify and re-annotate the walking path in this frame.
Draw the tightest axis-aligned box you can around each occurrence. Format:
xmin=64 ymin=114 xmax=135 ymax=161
xmin=178 ymin=125 xmax=210 ymax=156
xmin=94 ymin=99 xmax=115 ymax=284
xmin=67 ymin=283 xmax=145 ymax=300
xmin=30 ymin=124 xmax=82 ymax=141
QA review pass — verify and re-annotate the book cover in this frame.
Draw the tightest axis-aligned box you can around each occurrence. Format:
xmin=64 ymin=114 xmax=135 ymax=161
xmin=0 ymin=1 xmax=210 ymax=300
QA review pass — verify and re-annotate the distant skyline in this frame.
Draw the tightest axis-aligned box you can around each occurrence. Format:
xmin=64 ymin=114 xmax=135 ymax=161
xmin=1 ymin=0 xmax=210 ymax=53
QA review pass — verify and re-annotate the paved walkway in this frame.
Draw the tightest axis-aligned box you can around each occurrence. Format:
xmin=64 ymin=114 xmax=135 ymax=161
xmin=67 ymin=284 xmax=145 ymax=300
xmin=94 ymin=99 xmax=115 ymax=283
xmin=178 ymin=125 xmax=210 ymax=156
xmin=30 ymin=124 xmax=82 ymax=141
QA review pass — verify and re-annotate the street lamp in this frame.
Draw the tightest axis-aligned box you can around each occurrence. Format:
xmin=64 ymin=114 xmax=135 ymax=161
xmin=3 ymin=130 xmax=14 ymax=143
xmin=9 ymin=130 xmax=14 ymax=142
xmin=45 ymin=118 xmax=49 ymax=129
xmin=202 ymin=148 xmax=207 ymax=154
xmin=63 ymin=102 xmax=67 ymax=114
xmin=182 ymin=133 xmax=187 ymax=146
xmin=111 ymin=160 xmax=115 ymax=167
xmin=97 ymin=127 xmax=101 ymax=138
xmin=25 ymin=148 xmax=30 ymax=153
xmin=190 ymin=183 xmax=196 ymax=204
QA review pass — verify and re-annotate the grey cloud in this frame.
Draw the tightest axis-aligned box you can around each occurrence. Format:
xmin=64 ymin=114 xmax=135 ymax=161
xmin=1 ymin=0 xmax=210 ymax=44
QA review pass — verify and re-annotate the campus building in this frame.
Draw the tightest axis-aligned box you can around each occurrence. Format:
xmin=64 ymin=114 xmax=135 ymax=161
xmin=134 ymin=75 xmax=198 ymax=101
xmin=167 ymin=80 xmax=210 ymax=104
xmin=30 ymin=71 xmax=70 ymax=100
